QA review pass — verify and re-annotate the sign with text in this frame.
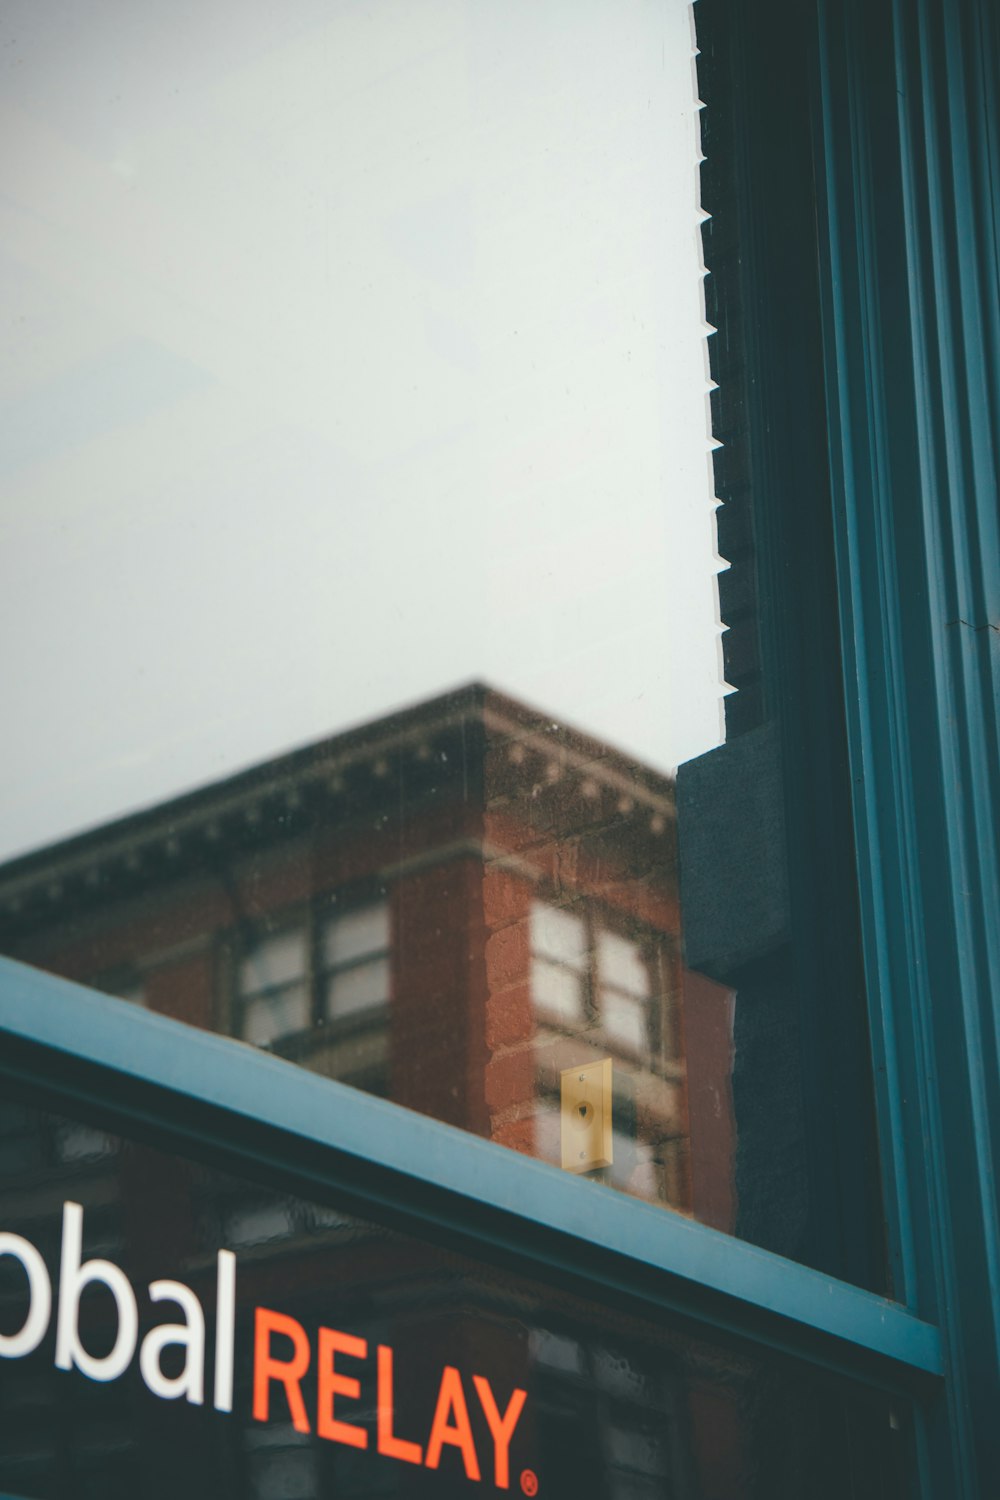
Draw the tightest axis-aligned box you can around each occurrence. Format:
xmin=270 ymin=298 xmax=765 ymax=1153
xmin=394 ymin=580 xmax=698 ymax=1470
xmin=0 ymin=1201 xmax=527 ymax=1490
xmin=0 ymin=1101 xmax=906 ymax=1500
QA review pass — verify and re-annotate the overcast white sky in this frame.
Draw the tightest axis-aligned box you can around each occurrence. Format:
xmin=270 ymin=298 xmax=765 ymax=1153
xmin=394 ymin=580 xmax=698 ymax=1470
xmin=0 ymin=0 xmax=725 ymax=864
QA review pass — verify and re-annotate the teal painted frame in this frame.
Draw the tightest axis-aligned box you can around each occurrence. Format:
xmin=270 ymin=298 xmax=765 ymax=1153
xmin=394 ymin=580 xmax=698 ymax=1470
xmin=0 ymin=953 xmax=941 ymax=1399
xmin=813 ymin=0 xmax=1000 ymax=1493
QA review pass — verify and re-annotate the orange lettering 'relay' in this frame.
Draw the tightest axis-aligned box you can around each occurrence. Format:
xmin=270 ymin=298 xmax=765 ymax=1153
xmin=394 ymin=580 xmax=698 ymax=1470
xmin=253 ymin=1307 xmax=310 ymax=1432
xmin=377 ymin=1344 xmax=423 ymax=1464
xmin=317 ymin=1327 xmax=368 ymax=1448
xmin=425 ymin=1366 xmax=481 ymax=1481
xmin=473 ymin=1376 xmax=528 ymax=1490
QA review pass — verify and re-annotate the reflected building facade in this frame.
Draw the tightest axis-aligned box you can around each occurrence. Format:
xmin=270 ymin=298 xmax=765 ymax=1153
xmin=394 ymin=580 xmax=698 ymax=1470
xmin=0 ymin=685 xmax=735 ymax=1233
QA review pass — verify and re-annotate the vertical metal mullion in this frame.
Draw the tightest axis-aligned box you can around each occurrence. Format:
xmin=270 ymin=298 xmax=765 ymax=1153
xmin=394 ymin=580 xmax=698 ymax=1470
xmin=308 ymin=893 xmax=320 ymax=1029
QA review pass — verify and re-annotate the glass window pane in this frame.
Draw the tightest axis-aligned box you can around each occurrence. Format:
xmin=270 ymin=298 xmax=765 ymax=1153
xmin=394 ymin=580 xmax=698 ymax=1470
xmin=239 ymin=930 xmax=307 ymax=993
xmin=243 ymin=984 xmax=310 ymax=1046
xmin=531 ymin=902 xmax=588 ymax=969
xmin=601 ymin=989 xmax=648 ymax=1053
xmin=0 ymin=0 xmax=887 ymax=1292
xmin=532 ymin=955 xmax=586 ymax=1025
xmin=321 ymin=903 xmax=389 ymax=967
xmin=325 ymin=957 xmax=389 ymax=1020
xmin=598 ymin=930 xmax=651 ymax=997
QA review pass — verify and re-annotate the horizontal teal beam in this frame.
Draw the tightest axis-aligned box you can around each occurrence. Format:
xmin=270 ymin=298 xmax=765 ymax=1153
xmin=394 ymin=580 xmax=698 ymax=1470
xmin=0 ymin=955 xmax=942 ymax=1387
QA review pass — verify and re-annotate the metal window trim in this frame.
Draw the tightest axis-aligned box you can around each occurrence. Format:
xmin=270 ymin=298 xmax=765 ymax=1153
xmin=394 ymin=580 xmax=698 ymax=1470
xmin=811 ymin=0 xmax=1000 ymax=1491
xmin=0 ymin=954 xmax=941 ymax=1395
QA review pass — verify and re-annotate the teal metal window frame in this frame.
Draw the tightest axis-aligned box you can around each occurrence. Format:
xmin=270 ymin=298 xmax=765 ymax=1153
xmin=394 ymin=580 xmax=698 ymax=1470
xmin=813 ymin=0 xmax=1000 ymax=1493
xmin=693 ymin=3 xmax=998 ymax=1493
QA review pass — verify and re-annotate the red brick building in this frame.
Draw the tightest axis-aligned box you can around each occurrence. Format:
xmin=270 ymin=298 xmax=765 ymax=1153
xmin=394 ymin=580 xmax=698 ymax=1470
xmin=0 ymin=685 xmax=734 ymax=1229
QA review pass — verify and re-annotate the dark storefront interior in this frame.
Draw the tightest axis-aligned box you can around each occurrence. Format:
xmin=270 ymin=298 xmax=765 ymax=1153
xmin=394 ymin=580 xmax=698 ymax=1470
xmin=0 ymin=1097 xmax=911 ymax=1499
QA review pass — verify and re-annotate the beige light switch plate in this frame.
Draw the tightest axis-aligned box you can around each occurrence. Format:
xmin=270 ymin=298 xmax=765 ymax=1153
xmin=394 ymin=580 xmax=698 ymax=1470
xmin=560 ymin=1058 xmax=613 ymax=1172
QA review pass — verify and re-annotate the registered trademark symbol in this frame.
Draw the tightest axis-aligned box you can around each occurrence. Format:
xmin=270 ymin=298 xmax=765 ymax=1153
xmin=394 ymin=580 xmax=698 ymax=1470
xmin=520 ymin=1469 xmax=539 ymax=1496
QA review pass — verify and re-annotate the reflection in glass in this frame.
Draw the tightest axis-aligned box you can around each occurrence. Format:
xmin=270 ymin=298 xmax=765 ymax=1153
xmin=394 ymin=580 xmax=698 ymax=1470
xmin=0 ymin=686 xmax=714 ymax=1223
xmin=0 ymin=0 xmax=722 ymax=864
xmin=321 ymin=902 xmax=391 ymax=1021
xmin=531 ymin=903 xmax=588 ymax=1026
xmin=0 ymin=0 xmax=729 ymax=1220
xmin=0 ymin=0 xmax=884 ymax=1294
xmin=239 ymin=929 xmax=310 ymax=1048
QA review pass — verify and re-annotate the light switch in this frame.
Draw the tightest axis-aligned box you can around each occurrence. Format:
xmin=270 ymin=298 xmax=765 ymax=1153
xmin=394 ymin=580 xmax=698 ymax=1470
xmin=560 ymin=1058 xmax=613 ymax=1172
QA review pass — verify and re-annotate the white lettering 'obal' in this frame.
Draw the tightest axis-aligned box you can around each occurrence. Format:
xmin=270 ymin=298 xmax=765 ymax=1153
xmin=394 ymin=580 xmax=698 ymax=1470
xmin=55 ymin=1201 xmax=138 ymax=1382
xmin=0 ymin=1232 xmax=52 ymax=1358
xmin=214 ymin=1249 xmax=235 ymax=1412
xmin=140 ymin=1280 xmax=205 ymax=1404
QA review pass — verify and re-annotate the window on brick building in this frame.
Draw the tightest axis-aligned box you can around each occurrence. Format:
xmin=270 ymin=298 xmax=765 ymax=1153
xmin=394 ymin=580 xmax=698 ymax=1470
xmin=320 ymin=900 xmax=391 ymax=1022
xmin=238 ymin=926 xmax=310 ymax=1048
xmin=236 ymin=899 xmax=391 ymax=1051
xmin=531 ymin=900 xmax=657 ymax=1060
xmin=597 ymin=930 xmax=651 ymax=1055
xmin=530 ymin=902 xmax=589 ymax=1026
